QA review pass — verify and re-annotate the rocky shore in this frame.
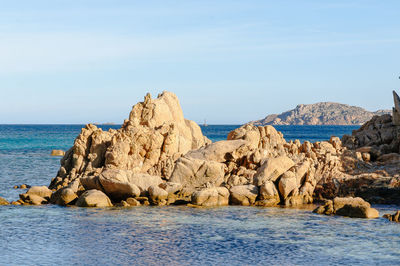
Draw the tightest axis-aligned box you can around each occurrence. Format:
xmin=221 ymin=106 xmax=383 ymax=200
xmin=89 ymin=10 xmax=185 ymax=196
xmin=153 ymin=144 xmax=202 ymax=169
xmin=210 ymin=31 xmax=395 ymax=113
xmin=3 ymin=91 xmax=400 ymax=220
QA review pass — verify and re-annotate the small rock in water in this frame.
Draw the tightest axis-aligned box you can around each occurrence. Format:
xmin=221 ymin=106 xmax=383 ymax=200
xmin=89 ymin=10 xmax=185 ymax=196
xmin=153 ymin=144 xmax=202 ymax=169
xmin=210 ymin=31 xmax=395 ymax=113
xmin=313 ymin=197 xmax=379 ymax=219
xmin=0 ymin=196 xmax=9 ymax=205
xmin=51 ymin=150 xmax=65 ymax=156
xmin=383 ymin=211 xmax=400 ymax=222
xmin=13 ymin=185 xmax=18 ymax=189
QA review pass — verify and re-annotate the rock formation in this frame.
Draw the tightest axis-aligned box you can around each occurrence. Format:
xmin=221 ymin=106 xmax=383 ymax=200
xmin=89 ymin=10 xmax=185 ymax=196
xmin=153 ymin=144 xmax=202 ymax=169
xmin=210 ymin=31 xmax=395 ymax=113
xmin=9 ymin=90 xmax=400 ymax=211
xmin=250 ymin=102 xmax=390 ymax=125
xmin=393 ymin=91 xmax=400 ymax=126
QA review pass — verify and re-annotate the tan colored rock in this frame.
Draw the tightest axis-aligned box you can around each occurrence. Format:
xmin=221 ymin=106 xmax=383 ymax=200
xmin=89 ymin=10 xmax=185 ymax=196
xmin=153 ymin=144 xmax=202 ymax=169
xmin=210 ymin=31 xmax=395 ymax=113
xmin=229 ymin=185 xmax=258 ymax=206
xmin=97 ymin=169 xmax=141 ymax=200
xmin=49 ymin=91 xmax=210 ymax=191
xmin=26 ymin=186 xmax=52 ymax=199
xmin=75 ymin=189 xmax=113 ymax=207
xmin=227 ymin=175 xmax=248 ymax=187
xmin=278 ymin=171 xmax=298 ymax=199
xmin=126 ymin=197 xmax=141 ymax=206
xmin=159 ymin=182 xmax=182 ymax=194
xmin=51 ymin=149 xmax=65 ymax=156
xmin=185 ymin=140 xmax=248 ymax=163
xmin=257 ymin=181 xmax=280 ymax=206
xmin=253 ymin=156 xmax=295 ymax=186
xmin=314 ymin=197 xmax=379 ymax=219
xmin=191 ymin=187 xmax=229 ymax=207
xmin=169 ymin=157 xmax=225 ymax=191
xmin=148 ymin=185 xmax=168 ymax=205
xmin=383 ymin=210 xmax=400 ymax=222
xmin=20 ymin=194 xmax=47 ymax=205
xmin=57 ymin=188 xmax=78 ymax=206
xmin=0 ymin=196 xmax=9 ymax=205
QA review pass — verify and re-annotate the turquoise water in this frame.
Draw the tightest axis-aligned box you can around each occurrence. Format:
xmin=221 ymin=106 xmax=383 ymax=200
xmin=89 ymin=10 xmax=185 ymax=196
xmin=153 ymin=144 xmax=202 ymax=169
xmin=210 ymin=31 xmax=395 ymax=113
xmin=1 ymin=124 xmax=399 ymax=265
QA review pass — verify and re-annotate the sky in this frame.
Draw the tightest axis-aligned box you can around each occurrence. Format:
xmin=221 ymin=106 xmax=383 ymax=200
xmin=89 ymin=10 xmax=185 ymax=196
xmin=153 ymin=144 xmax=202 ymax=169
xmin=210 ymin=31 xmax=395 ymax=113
xmin=0 ymin=0 xmax=399 ymax=124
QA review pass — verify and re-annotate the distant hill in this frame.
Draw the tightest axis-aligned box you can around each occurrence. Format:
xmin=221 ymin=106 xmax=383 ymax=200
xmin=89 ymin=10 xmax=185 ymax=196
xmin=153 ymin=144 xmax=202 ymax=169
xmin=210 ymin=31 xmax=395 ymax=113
xmin=250 ymin=102 xmax=391 ymax=126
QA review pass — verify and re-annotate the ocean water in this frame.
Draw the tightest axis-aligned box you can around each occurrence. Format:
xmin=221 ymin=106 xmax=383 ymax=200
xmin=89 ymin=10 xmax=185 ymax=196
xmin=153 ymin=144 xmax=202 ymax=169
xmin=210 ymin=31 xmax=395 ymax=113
xmin=0 ymin=124 xmax=399 ymax=265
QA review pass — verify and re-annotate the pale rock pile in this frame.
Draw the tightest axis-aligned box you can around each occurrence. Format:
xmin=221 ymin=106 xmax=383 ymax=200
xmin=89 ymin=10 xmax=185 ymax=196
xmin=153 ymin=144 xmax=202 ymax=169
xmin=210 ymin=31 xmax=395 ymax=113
xmin=12 ymin=90 xmax=400 ymax=212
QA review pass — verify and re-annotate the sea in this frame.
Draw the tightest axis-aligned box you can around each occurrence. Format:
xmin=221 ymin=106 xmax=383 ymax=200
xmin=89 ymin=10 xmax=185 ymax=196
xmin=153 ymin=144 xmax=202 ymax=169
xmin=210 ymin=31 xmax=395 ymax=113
xmin=0 ymin=124 xmax=399 ymax=265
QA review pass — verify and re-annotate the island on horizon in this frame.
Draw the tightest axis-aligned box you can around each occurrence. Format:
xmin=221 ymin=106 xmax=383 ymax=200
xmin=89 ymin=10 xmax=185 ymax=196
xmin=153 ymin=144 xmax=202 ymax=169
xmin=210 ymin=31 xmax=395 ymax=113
xmin=250 ymin=102 xmax=390 ymax=126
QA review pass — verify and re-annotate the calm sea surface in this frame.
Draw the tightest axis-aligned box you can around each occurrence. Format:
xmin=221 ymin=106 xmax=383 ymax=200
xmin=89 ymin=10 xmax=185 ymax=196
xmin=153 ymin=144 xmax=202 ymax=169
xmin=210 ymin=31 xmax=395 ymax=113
xmin=0 ymin=124 xmax=399 ymax=265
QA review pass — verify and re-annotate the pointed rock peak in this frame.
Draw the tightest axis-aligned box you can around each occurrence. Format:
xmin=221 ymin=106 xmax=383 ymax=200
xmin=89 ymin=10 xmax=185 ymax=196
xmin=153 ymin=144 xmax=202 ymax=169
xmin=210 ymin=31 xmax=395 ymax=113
xmin=393 ymin=90 xmax=400 ymax=126
xmin=393 ymin=90 xmax=400 ymax=109
xmin=144 ymin=93 xmax=152 ymax=104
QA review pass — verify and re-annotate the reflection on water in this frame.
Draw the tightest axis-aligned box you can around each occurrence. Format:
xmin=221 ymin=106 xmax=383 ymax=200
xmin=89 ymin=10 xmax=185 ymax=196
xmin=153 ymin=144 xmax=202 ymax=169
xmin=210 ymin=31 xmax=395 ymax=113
xmin=1 ymin=205 xmax=399 ymax=265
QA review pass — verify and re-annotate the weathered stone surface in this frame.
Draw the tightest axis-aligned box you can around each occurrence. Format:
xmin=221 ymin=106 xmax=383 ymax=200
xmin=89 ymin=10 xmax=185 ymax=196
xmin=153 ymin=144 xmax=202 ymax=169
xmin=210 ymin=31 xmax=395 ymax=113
xmin=26 ymin=186 xmax=52 ymax=199
xmin=191 ymin=187 xmax=229 ymax=207
xmin=314 ymin=197 xmax=379 ymax=219
xmin=253 ymin=156 xmax=295 ymax=186
xmin=383 ymin=210 xmax=400 ymax=222
xmin=126 ymin=197 xmax=141 ymax=206
xmin=0 ymin=196 xmax=9 ymax=205
xmin=169 ymin=157 xmax=225 ymax=191
xmin=159 ymin=182 xmax=182 ymax=194
xmin=51 ymin=149 xmax=65 ymax=156
xmin=256 ymin=181 xmax=280 ymax=206
xmin=185 ymin=140 xmax=248 ymax=162
xmin=76 ymin=189 xmax=113 ymax=207
xmin=49 ymin=91 xmax=210 ymax=191
xmin=278 ymin=171 xmax=297 ymax=199
xmin=57 ymin=188 xmax=78 ymax=206
xmin=20 ymin=194 xmax=47 ymax=205
xmin=229 ymin=185 xmax=258 ymax=206
xmin=148 ymin=185 xmax=168 ymax=205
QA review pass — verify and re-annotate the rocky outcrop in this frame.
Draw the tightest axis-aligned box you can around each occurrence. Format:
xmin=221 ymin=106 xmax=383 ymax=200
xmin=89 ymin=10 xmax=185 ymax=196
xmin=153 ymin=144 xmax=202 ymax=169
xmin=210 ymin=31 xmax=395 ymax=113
xmin=313 ymin=197 xmax=379 ymax=219
xmin=19 ymin=90 xmax=396 ymax=210
xmin=250 ymin=102 xmax=390 ymax=125
xmin=49 ymin=91 xmax=210 ymax=192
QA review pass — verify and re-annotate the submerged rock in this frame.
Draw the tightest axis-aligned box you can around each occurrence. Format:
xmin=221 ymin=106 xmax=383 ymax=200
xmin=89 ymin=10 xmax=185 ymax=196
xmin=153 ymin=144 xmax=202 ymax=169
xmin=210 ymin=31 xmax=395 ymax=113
xmin=383 ymin=210 xmax=400 ymax=222
xmin=51 ymin=150 xmax=65 ymax=156
xmin=0 ymin=196 xmax=9 ymax=205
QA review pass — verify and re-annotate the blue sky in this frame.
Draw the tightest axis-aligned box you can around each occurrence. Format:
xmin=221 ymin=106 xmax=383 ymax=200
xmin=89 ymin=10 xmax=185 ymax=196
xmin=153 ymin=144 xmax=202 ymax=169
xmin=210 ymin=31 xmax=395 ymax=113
xmin=0 ymin=0 xmax=399 ymax=124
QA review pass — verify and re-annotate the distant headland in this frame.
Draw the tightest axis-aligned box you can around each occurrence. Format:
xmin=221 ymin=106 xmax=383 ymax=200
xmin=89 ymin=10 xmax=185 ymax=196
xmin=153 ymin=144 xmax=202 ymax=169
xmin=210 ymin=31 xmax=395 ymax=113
xmin=250 ymin=102 xmax=390 ymax=126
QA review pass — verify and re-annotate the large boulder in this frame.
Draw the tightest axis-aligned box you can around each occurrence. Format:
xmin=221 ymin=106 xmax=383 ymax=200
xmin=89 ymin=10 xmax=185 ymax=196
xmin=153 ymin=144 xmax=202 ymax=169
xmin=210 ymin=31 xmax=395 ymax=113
xmin=253 ymin=156 xmax=295 ymax=186
xmin=57 ymin=188 xmax=78 ymax=206
xmin=256 ymin=181 xmax=280 ymax=206
xmin=313 ymin=197 xmax=379 ymax=219
xmin=169 ymin=157 xmax=225 ymax=191
xmin=148 ymin=185 xmax=168 ymax=205
xmin=82 ymin=169 xmax=164 ymax=200
xmin=229 ymin=185 xmax=259 ymax=206
xmin=191 ymin=187 xmax=229 ymax=207
xmin=26 ymin=186 xmax=52 ymax=199
xmin=76 ymin=189 xmax=113 ymax=207
xmin=278 ymin=171 xmax=298 ymax=199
